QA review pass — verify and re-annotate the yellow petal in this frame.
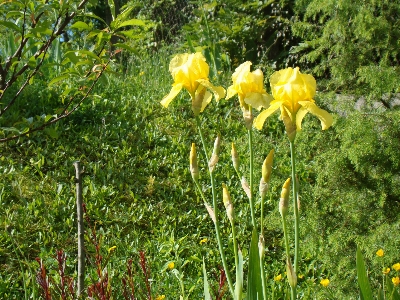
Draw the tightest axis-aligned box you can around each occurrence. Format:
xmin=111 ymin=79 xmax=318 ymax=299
xmin=244 ymin=92 xmax=273 ymax=111
xmin=160 ymin=83 xmax=184 ymax=108
xmin=253 ymin=101 xmax=282 ymax=130
xmin=200 ymin=90 xmax=212 ymax=113
xmin=196 ymin=79 xmax=226 ymax=101
xmin=169 ymin=53 xmax=190 ymax=75
xmin=295 ymin=107 xmax=308 ymax=131
xmin=226 ymin=85 xmax=237 ymax=100
xmin=298 ymin=100 xmax=333 ymax=130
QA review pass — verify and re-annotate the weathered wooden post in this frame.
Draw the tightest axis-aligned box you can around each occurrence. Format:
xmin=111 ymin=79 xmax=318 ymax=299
xmin=73 ymin=161 xmax=85 ymax=296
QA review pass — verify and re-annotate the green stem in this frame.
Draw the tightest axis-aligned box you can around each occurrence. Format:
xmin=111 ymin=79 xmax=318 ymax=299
xmin=195 ymin=115 xmax=234 ymax=297
xmin=282 ymin=215 xmax=296 ymax=300
xmin=260 ymin=194 xmax=267 ymax=299
xmin=289 ymin=140 xmax=299 ymax=273
xmin=247 ymin=129 xmax=256 ymax=229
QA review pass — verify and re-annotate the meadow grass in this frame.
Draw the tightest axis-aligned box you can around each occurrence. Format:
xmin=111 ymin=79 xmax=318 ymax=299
xmin=1 ymin=48 xmax=400 ymax=299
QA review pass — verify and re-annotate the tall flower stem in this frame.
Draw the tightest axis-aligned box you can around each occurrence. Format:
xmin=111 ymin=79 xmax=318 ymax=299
xmin=289 ymin=140 xmax=300 ymax=273
xmin=282 ymin=215 xmax=296 ymax=300
xmin=195 ymin=115 xmax=234 ymax=297
xmin=247 ymin=129 xmax=256 ymax=229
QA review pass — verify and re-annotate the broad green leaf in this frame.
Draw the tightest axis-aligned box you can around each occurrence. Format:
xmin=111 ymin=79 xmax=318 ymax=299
xmin=48 ymin=74 xmax=70 ymax=86
xmin=0 ymin=20 xmax=21 ymax=33
xmin=70 ymin=21 xmax=91 ymax=30
xmin=203 ymin=258 xmax=211 ymax=300
xmin=77 ymin=50 xmax=101 ymax=62
xmin=356 ymin=246 xmax=373 ymax=300
xmin=247 ymin=228 xmax=262 ymax=300
xmin=113 ymin=43 xmax=138 ymax=55
xmin=115 ymin=19 xmax=145 ymax=29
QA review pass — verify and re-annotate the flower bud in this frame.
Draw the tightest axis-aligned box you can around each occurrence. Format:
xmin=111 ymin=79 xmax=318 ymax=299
xmin=286 ymin=258 xmax=297 ymax=288
xmin=209 ymin=135 xmax=221 ymax=172
xmin=279 ymin=178 xmax=291 ymax=218
xmin=258 ymin=234 xmax=265 ymax=261
xmin=204 ymin=202 xmax=216 ymax=224
xmin=262 ymin=149 xmax=274 ymax=183
xmin=241 ymin=177 xmax=251 ymax=200
xmin=222 ymin=184 xmax=234 ymax=222
xmin=259 ymin=177 xmax=268 ymax=199
xmin=231 ymin=143 xmax=240 ymax=173
xmin=190 ymin=143 xmax=199 ymax=181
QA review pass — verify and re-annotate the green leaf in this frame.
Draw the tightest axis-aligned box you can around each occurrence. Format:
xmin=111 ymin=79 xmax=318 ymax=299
xmin=235 ymin=249 xmax=243 ymax=300
xmin=113 ymin=43 xmax=138 ymax=55
xmin=115 ymin=19 xmax=145 ymax=29
xmin=356 ymin=246 xmax=373 ymax=300
xmin=247 ymin=228 xmax=263 ymax=300
xmin=203 ymin=257 xmax=211 ymax=300
xmin=0 ymin=20 xmax=21 ymax=33
xmin=48 ymin=74 xmax=70 ymax=86
xmin=77 ymin=50 xmax=101 ymax=62
xmin=70 ymin=21 xmax=91 ymax=30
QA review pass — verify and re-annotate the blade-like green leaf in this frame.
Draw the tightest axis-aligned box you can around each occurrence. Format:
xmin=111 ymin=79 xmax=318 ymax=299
xmin=48 ymin=74 xmax=70 ymax=86
xmin=203 ymin=258 xmax=211 ymax=300
xmin=356 ymin=246 xmax=373 ymax=300
xmin=107 ymin=0 xmax=115 ymax=21
xmin=235 ymin=249 xmax=243 ymax=300
xmin=247 ymin=228 xmax=262 ymax=300
xmin=0 ymin=20 xmax=21 ymax=33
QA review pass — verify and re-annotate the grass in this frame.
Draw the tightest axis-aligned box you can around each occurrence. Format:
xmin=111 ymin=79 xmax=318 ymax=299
xmin=1 ymin=47 xmax=400 ymax=299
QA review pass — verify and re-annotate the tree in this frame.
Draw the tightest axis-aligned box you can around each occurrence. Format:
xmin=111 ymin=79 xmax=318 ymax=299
xmin=0 ymin=0 xmax=145 ymax=142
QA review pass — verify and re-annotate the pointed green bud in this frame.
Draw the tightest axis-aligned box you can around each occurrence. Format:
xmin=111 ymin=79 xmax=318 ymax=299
xmin=190 ymin=143 xmax=199 ymax=182
xmin=286 ymin=258 xmax=297 ymax=288
xmin=208 ymin=135 xmax=221 ymax=172
xmin=279 ymin=178 xmax=291 ymax=218
xmin=192 ymin=85 xmax=206 ymax=116
xmin=222 ymin=183 xmax=234 ymax=222
xmin=231 ymin=142 xmax=240 ymax=173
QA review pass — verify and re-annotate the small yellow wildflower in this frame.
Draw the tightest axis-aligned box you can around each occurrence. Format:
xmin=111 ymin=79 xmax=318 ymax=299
xmin=376 ymin=249 xmax=384 ymax=257
xmin=139 ymin=71 xmax=145 ymax=76
xmin=392 ymin=277 xmax=400 ymax=286
xmin=107 ymin=246 xmax=116 ymax=253
xmin=200 ymin=238 xmax=208 ymax=245
xmin=167 ymin=262 xmax=175 ymax=270
xmin=156 ymin=295 xmax=166 ymax=300
xmin=274 ymin=274 xmax=282 ymax=281
xmin=383 ymin=268 xmax=391 ymax=275
xmin=393 ymin=263 xmax=400 ymax=271
xmin=298 ymin=274 xmax=304 ymax=279
xmin=320 ymin=278 xmax=330 ymax=287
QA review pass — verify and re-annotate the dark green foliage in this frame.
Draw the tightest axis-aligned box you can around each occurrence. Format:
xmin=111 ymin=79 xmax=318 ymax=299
xmin=291 ymin=0 xmax=400 ymax=98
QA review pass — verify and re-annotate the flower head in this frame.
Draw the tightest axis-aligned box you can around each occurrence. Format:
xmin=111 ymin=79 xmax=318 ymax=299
xmin=392 ymin=277 xmax=400 ymax=286
xmin=274 ymin=274 xmax=282 ymax=281
xmin=383 ymin=268 xmax=391 ymax=275
xmin=320 ymin=278 xmax=330 ymax=287
xmin=156 ymin=295 xmax=166 ymax=300
xmin=250 ymin=67 xmax=333 ymax=132
xmin=226 ymin=61 xmax=272 ymax=127
xmin=161 ymin=52 xmax=225 ymax=115
xmin=376 ymin=249 xmax=384 ymax=257
xmin=199 ymin=238 xmax=208 ymax=245
xmin=393 ymin=263 xmax=400 ymax=271
xmin=167 ymin=262 xmax=175 ymax=270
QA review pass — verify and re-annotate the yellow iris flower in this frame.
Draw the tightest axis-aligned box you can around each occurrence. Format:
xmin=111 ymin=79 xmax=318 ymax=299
xmin=248 ymin=67 xmax=333 ymax=131
xmin=160 ymin=52 xmax=225 ymax=116
xmin=226 ymin=61 xmax=272 ymax=111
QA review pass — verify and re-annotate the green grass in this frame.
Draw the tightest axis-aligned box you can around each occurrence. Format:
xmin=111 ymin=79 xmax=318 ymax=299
xmin=1 ymin=48 xmax=400 ymax=299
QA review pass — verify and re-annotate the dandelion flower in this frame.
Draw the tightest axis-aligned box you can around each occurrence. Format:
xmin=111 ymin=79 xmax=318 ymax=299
xmin=393 ymin=263 xmax=400 ymax=271
xmin=376 ymin=249 xmax=384 ymax=257
xmin=320 ymin=278 xmax=330 ymax=287
xmin=200 ymin=238 xmax=208 ymax=245
xmin=167 ymin=262 xmax=175 ymax=270
xmin=392 ymin=277 xmax=400 ymax=286
xmin=156 ymin=295 xmax=166 ymax=300
xmin=274 ymin=274 xmax=282 ymax=281
xmin=383 ymin=268 xmax=391 ymax=275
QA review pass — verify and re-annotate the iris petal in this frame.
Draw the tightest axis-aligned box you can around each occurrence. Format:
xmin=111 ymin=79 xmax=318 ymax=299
xmin=298 ymin=100 xmax=333 ymax=130
xmin=160 ymin=83 xmax=184 ymax=108
xmin=253 ymin=101 xmax=282 ymax=130
xmin=244 ymin=92 xmax=273 ymax=111
xmin=197 ymin=79 xmax=226 ymax=101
